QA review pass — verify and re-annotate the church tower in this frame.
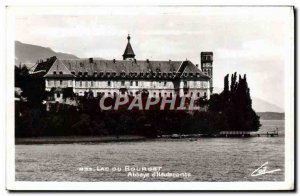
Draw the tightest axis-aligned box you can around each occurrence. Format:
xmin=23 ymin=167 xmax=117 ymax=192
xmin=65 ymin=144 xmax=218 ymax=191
xmin=122 ymin=34 xmax=135 ymax=60
xmin=201 ymin=52 xmax=213 ymax=93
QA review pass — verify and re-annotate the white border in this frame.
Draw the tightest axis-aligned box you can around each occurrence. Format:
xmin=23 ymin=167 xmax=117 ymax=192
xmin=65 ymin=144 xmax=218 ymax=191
xmin=4 ymin=4 xmax=295 ymax=191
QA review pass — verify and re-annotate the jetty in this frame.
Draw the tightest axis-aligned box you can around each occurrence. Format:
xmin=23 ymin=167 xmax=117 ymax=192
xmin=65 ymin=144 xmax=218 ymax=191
xmin=256 ymin=130 xmax=279 ymax=137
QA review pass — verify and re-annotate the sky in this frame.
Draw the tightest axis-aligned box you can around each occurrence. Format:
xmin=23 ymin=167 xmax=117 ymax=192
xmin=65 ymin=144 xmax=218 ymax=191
xmin=14 ymin=7 xmax=293 ymax=109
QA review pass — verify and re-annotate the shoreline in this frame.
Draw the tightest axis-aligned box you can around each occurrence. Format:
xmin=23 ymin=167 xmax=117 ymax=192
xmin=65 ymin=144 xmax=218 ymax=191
xmin=15 ymin=135 xmax=147 ymax=145
xmin=15 ymin=132 xmax=276 ymax=145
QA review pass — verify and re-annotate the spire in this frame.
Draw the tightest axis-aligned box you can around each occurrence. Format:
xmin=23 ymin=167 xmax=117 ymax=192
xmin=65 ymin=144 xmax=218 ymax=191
xmin=123 ymin=34 xmax=135 ymax=60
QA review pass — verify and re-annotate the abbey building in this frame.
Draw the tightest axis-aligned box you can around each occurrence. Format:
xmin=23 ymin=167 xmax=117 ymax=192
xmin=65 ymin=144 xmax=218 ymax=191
xmin=31 ymin=35 xmax=213 ymax=101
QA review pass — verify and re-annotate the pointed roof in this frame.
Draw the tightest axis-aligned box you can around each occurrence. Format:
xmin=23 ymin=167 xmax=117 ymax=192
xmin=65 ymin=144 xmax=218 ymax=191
xmin=122 ymin=34 xmax=135 ymax=60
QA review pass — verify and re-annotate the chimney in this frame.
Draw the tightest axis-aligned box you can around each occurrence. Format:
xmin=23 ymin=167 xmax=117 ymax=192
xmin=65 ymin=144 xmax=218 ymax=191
xmin=134 ymin=59 xmax=137 ymax=63
xmin=169 ymin=59 xmax=171 ymax=64
xmin=113 ymin=59 xmax=116 ymax=63
xmin=89 ymin=58 xmax=93 ymax=63
xmin=146 ymin=59 xmax=149 ymax=63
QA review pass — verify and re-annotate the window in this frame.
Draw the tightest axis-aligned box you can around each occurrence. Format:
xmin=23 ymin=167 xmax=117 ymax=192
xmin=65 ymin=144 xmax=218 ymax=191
xmin=60 ymin=80 xmax=63 ymax=86
xmin=80 ymin=81 xmax=82 ymax=87
xmin=121 ymin=81 xmax=125 ymax=86
xmin=53 ymin=71 xmax=57 ymax=74
xmin=135 ymin=81 xmax=138 ymax=86
xmin=57 ymin=93 xmax=60 ymax=98
xmin=130 ymin=81 xmax=133 ymax=86
xmin=164 ymin=81 xmax=167 ymax=86
xmin=184 ymin=81 xmax=188 ymax=87
xmin=108 ymin=81 xmax=111 ymax=87
xmin=197 ymin=92 xmax=200 ymax=97
xmin=91 ymin=81 xmax=94 ymax=87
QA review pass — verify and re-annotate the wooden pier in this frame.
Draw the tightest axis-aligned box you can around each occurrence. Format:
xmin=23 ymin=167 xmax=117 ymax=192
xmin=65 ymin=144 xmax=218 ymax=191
xmin=219 ymin=129 xmax=279 ymax=137
xmin=256 ymin=130 xmax=279 ymax=137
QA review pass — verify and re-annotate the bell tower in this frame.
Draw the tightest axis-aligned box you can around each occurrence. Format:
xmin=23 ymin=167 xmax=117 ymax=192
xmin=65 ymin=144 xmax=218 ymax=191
xmin=122 ymin=34 xmax=135 ymax=60
xmin=201 ymin=52 xmax=213 ymax=93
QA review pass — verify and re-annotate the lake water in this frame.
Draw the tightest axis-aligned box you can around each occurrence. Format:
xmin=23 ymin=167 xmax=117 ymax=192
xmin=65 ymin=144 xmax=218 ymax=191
xmin=15 ymin=120 xmax=285 ymax=182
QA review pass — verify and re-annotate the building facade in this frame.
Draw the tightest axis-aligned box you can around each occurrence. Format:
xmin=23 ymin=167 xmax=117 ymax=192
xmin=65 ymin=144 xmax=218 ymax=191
xmin=32 ymin=35 xmax=213 ymax=101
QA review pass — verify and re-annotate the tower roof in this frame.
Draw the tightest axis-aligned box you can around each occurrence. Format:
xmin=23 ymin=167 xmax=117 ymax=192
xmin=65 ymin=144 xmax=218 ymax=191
xmin=122 ymin=34 xmax=135 ymax=60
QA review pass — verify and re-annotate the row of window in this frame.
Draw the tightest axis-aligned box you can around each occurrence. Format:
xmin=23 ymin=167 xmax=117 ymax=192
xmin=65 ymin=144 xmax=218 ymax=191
xmin=73 ymin=91 xmax=207 ymax=97
xmin=47 ymin=80 xmax=207 ymax=88
xmin=52 ymin=70 xmax=205 ymax=78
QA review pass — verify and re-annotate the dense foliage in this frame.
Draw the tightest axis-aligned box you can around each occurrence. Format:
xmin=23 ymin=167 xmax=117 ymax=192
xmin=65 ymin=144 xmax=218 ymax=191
xmin=15 ymin=66 xmax=260 ymax=138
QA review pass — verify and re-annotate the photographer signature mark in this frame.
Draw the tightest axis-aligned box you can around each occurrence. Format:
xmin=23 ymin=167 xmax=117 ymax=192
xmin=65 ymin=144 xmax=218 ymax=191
xmin=251 ymin=162 xmax=281 ymax=177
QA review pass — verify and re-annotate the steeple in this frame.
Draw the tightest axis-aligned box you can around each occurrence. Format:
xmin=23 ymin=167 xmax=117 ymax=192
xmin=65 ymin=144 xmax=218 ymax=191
xmin=122 ymin=34 xmax=135 ymax=60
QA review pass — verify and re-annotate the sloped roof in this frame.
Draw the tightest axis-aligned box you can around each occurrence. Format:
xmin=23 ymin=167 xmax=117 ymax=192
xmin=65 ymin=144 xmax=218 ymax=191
xmin=32 ymin=56 xmax=57 ymax=73
xmin=40 ymin=57 xmax=210 ymax=80
xmin=61 ymin=59 xmax=181 ymax=75
xmin=123 ymin=42 xmax=135 ymax=58
xmin=44 ymin=58 xmax=75 ymax=78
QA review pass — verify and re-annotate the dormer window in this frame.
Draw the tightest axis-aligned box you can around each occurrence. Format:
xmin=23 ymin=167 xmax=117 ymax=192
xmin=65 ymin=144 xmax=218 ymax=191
xmin=53 ymin=71 xmax=56 ymax=75
xmin=163 ymin=73 xmax=167 ymax=77
xmin=140 ymin=72 xmax=144 ymax=77
xmin=59 ymin=71 xmax=63 ymax=75
xmin=121 ymin=71 xmax=126 ymax=77
xmin=168 ymin=72 xmax=172 ymax=77
xmin=100 ymin=71 xmax=104 ymax=77
xmin=196 ymin=73 xmax=200 ymax=77
xmin=112 ymin=72 xmax=117 ymax=77
xmin=106 ymin=71 xmax=111 ymax=77
xmin=71 ymin=71 xmax=75 ymax=75
xmin=184 ymin=73 xmax=188 ymax=77
xmin=84 ymin=72 xmax=88 ymax=77
xmin=189 ymin=73 xmax=193 ymax=77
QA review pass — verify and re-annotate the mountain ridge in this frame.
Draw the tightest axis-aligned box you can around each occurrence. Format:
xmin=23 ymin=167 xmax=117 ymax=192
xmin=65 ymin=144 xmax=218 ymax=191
xmin=15 ymin=41 xmax=80 ymax=66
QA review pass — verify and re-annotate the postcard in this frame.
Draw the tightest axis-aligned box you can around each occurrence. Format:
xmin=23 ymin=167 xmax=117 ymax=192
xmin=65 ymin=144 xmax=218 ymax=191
xmin=5 ymin=5 xmax=294 ymax=191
